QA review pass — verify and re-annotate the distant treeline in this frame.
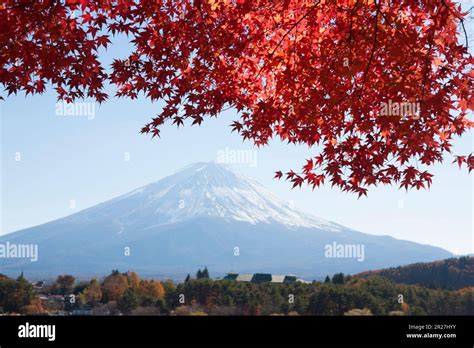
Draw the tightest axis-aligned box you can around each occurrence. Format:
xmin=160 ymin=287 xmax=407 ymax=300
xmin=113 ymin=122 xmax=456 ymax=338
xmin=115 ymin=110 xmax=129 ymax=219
xmin=168 ymin=273 xmax=473 ymax=315
xmin=355 ymin=256 xmax=474 ymax=289
xmin=0 ymin=258 xmax=473 ymax=316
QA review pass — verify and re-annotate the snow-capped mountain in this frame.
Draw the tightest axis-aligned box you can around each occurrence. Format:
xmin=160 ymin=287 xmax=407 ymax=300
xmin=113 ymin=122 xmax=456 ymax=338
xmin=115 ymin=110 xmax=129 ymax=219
xmin=0 ymin=162 xmax=451 ymax=279
xmin=86 ymin=162 xmax=342 ymax=231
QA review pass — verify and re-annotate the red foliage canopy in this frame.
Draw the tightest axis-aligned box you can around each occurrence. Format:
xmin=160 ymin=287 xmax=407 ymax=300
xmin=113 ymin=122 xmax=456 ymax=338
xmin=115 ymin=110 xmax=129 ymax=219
xmin=1 ymin=0 xmax=473 ymax=196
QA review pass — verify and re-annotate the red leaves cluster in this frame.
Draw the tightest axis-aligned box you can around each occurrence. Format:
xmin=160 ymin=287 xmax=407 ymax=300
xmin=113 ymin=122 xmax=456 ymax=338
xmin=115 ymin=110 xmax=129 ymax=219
xmin=1 ymin=0 xmax=110 ymax=102
xmin=1 ymin=0 xmax=472 ymax=195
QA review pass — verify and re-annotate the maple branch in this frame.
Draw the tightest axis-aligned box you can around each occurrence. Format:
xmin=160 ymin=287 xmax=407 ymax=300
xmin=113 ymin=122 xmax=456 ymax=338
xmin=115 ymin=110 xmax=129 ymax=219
xmin=255 ymin=0 xmax=322 ymax=80
xmin=440 ymin=0 xmax=469 ymax=50
xmin=0 ymin=0 xmax=60 ymax=57
xmin=357 ymin=0 xmax=380 ymax=99
xmin=419 ymin=5 xmax=444 ymax=107
xmin=378 ymin=10 xmax=394 ymax=28
xmin=347 ymin=0 xmax=360 ymax=44
xmin=191 ymin=0 xmax=213 ymax=52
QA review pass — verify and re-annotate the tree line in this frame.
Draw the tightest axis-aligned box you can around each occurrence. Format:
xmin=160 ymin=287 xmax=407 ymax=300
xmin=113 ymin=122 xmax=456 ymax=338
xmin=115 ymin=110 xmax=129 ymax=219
xmin=0 ymin=264 xmax=472 ymax=316
xmin=356 ymin=257 xmax=474 ymax=289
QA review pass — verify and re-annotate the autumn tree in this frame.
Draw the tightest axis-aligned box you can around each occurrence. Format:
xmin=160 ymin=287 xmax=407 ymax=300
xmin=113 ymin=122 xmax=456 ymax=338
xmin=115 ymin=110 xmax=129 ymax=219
xmin=125 ymin=271 xmax=141 ymax=289
xmin=101 ymin=272 xmax=129 ymax=302
xmin=137 ymin=279 xmax=165 ymax=305
xmin=52 ymin=275 xmax=76 ymax=295
xmin=1 ymin=0 xmax=472 ymax=195
xmin=22 ymin=298 xmax=45 ymax=315
xmin=83 ymin=279 xmax=103 ymax=305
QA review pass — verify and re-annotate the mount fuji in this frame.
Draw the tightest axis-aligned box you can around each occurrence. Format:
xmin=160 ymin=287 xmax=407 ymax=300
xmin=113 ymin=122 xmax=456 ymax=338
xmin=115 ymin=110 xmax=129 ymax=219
xmin=0 ymin=162 xmax=451 ymax=279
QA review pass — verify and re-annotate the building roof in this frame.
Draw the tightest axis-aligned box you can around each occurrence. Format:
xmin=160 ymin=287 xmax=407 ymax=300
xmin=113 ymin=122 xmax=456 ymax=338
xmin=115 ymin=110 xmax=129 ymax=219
xmin=236 ymin=274 xmax=253 ymax=282
xmin=271 ymin=275 xmax=285 ymax=283
xmin=252 ymin=273 xmax=272 ymax=283
xmin=224 ymin=272 xmax=307 ymax=284
xmin=223 ymin=273 xmax=238 ymax=281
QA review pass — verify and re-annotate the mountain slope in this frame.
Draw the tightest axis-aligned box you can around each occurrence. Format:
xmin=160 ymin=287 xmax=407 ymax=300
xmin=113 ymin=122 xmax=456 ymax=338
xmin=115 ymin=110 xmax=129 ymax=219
xmin=0 ymin=162 xmax=451 ymax=279
xmin=77 ymin=162 xmax=344 ymax=230
xmin=355 ymin=256 xmax=474 ymax=289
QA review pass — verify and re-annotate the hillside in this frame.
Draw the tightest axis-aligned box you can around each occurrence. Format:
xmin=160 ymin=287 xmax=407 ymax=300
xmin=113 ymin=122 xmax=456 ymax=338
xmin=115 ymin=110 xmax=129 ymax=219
xmin=355 ymin=256 xmax=474 ymax=289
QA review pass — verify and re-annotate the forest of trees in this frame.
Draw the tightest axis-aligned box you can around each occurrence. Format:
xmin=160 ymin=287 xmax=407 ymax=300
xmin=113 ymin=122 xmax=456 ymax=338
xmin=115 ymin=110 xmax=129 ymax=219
xmin=356 ymin=257 xmax=474 ymax=289
xmin=0 ymin=260 xmax=473 ymax=316
xmin=166 ymin=273 xmax=473 ymax=316
xmin=0 ymin=273 xmax=34 ymax=313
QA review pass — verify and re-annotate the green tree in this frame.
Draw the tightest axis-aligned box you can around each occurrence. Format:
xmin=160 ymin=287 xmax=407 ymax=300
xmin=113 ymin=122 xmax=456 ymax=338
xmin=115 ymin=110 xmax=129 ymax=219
xmin=73 ymin=281 xmax=88 ymax=295
xmin=332 ymin=273 xmax=345 ymax=285
xmin=2 ymin=273 xmax=35 ymax=313
xmin=118 ymin=288 xmax=140 ymax=314
xmin=184 ymin=274 xmax=191 ymax=283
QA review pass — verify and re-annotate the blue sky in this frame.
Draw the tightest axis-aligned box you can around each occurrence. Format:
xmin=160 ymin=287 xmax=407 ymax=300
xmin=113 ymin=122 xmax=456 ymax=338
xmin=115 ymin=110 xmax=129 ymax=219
xmin=0 ymin=4 xmax=472 ymax=255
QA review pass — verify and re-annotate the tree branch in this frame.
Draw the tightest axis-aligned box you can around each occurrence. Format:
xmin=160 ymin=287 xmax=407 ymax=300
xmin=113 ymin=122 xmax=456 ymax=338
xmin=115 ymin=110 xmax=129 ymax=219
xmin=255 ymin=0 xmax=322 ymax=80
xmin=357 ymin=0 xmax=380 ymax=99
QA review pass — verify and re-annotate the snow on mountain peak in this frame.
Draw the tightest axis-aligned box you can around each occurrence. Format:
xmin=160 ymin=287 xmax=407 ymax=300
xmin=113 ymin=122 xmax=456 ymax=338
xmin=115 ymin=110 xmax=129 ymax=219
xmin=91 ymin=162 xmax=343 ymax=231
